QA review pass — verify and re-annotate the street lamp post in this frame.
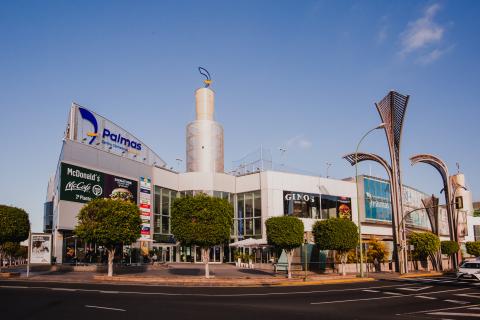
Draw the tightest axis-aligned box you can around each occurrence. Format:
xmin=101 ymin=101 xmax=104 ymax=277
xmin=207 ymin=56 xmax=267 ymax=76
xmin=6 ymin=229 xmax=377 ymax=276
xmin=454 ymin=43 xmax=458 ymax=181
xmin=355 ymin=123 xmax=385 ymax=278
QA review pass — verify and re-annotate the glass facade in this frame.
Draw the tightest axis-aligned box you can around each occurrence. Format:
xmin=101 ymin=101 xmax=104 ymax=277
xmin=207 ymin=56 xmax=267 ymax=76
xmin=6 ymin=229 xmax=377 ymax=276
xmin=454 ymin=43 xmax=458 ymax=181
xmin=320 ymin=195 xmax=352 ymax=220
xmin=283 ymin=191 xmax=320 ymax=219
xmin=363 ymin=176 xmax=434 ymax=230
xmin=153 ymin=186 xmax=177 ymax=242
xmin=235 ymin=191 xmax=261 ymax=239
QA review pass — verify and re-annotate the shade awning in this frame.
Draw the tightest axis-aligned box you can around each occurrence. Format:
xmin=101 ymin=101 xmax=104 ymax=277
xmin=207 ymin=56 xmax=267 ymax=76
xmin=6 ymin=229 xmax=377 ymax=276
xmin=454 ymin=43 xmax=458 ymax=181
xmin=229 ymin=238 xmax=269 ymax=248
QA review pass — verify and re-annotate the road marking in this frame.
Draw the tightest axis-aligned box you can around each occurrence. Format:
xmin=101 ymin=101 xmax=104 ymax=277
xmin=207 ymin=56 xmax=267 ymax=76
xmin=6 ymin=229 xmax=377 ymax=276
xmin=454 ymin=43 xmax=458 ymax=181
xmin=444 ymin=299 xmax=470 ymax=305
xmin=51 ymin=288 xmax=77 ymax=292
xmin=469 ymin=307 xmax=480 ymax=310
xmin=455 ymin=293 xmax=480 ymax=299
xmin=427 ymin=311 xmax=480 ymax=317
xmin=384 ymin=292 xmax=404 ymax=296
xmin=311 ymin=295 xmax=405 ymax=305
xmin=362 ymin=289 xmax=380 ymax=293
xmin=398 ymin=303 xmax=480 ymax=316
xmin=398 ymin=286 xmax=432 ymax=292
xmin=311 ymin=288 xmax=470 ymax=305
xmin=85 ymin=305 xmax=125 ymax=312
xmin=0 ymin=283 xmax=417 ymax=297
xmin=416 ymin=296 xmax=437 ymax=300
xmin=0 ymin=285 xmax=28 ymax=289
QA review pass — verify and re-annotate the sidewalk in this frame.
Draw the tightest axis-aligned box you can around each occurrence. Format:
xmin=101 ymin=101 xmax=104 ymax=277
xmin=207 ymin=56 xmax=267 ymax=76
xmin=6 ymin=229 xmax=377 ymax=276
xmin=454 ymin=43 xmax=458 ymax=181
xmin=1 ymin=263 xmax=446 ymax=287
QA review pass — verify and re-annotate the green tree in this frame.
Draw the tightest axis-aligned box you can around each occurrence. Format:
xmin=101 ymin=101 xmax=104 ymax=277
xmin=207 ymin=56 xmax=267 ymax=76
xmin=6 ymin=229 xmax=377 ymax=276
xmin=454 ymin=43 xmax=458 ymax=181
xmin=74 ymin=198 xmax=141 ymax=277
xmin=313 ymin=218 xmax=358 ymax=276
xmin=0 ymin=205 xmax=30 ymax=245
xmin=265 ymin=216 xmax=304 ymax=279
xmin=466 ymin=241 xmax=480 ymax=257
xmin=0 ymin=205 xmax=30 ymax=271
xmin=367 ymin=238 xmax=389 ymax=272
xmin=441 ymin=240 xmax=459 ymax=270
xmin=409 ymin=232 xmax=440 ymax=271
xmin=171 ymin=194 xmax=233 ymax=278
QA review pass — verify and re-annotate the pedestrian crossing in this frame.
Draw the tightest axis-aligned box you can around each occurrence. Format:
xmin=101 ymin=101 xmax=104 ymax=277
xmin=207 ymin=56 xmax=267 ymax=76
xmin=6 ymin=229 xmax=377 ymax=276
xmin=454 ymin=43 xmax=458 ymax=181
xmin=397 ymin=276 xmax=480 ymax=287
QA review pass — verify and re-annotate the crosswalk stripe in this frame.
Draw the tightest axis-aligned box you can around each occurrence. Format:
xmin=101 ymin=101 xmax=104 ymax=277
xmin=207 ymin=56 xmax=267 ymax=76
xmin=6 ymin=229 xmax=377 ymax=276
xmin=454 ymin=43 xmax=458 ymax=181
xmin=444 ymin=299 xmax=470 ymax=305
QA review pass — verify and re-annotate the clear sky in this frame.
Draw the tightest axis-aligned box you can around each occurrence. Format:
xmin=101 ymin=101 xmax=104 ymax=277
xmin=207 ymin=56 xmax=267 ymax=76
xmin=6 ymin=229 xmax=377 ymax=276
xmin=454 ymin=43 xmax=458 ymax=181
xmin=1 ymin=0 xmax=479 ymax=232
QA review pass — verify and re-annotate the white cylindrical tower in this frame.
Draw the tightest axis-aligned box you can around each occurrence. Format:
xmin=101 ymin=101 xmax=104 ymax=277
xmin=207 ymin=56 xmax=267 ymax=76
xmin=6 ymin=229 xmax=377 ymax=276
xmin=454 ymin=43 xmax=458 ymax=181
xmin=186 ymin=87 xmax=224 ymax=173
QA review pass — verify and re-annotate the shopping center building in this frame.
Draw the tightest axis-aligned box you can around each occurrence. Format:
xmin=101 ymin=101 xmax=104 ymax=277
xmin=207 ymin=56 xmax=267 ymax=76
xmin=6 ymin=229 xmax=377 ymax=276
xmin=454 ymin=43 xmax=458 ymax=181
xmin=44 ymin=82 xmax=479 ymax=265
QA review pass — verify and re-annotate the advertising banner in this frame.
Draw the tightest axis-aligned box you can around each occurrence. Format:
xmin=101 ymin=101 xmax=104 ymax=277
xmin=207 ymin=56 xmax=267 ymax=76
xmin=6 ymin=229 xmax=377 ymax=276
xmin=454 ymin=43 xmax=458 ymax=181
xmin=30 ymin=234 xmax=52 ymax=264
xmin=139 ymin=176 xmax=152 ymax=240
xmin=283 ymin=191 xmax=320 ymax=219
xmin=70 ymin=104 xmax=166 ymax=167
xmin=60 ymin=163 xmax=137 ymax=204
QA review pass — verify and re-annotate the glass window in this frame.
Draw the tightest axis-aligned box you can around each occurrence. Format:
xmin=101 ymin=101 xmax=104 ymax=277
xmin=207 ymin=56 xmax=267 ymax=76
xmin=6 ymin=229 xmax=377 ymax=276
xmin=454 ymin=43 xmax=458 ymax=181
xmin=162 ymin=216 xmax=169 ymax=234
xmin=161 ymin=189 xmax=170 ymax=216
xmin=245 ymin=219 xmax=253 ymax=235
xmin=284 ymin=191 xmax=320 ymax=219
xmin=254 ymin=192 xmax=261 ymax=217
xmin=320 ymin=195 xmax=352 ymax=220
xmin=245 ymin=193 xmax=253 ymax=218
xmin=474 ymin=225 xmax=480 ymax=241
xmin=254 ymin=218 xmax=262 ymax=236
xmin=154 ymin=187 xmax=161 ymax=214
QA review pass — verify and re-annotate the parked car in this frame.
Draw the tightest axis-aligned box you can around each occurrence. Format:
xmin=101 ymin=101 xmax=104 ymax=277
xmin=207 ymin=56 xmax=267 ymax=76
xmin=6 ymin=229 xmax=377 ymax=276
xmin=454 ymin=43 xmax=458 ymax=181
xmin=456 ymin=259 xmax=480 ymax=281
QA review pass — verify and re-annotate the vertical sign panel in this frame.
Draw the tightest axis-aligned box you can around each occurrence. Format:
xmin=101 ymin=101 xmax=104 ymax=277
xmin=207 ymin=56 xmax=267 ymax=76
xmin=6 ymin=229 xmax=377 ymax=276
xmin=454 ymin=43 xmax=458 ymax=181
xmin=30 ymin=234 xmax=52 ymax=264
xmin=139 ymin=177 xmax=152 ymax=240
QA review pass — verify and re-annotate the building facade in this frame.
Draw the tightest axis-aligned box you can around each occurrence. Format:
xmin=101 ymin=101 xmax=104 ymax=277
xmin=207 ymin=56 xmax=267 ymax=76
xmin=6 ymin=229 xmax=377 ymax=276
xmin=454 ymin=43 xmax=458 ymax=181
xmin=45 ymin=84 xmax=479 ymax=265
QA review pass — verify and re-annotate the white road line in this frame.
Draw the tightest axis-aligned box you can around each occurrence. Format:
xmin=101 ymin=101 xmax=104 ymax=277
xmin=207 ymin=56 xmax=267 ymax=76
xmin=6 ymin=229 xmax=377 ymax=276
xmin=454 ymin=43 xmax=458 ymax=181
xmin=399 ymin=303 xmax=480 ymax=316
xmin=51 ymin=288 xmax=77 ymax=292
xmin=444 ymin=299 xmax=470 ymax=305
xmin=0 ymin=285 xmax=28 ymax=289
xmin=469 ymin=307 xmax=480 ymax=310
xmin=311 ymin=295 xmax=405 ymax=305
xmin=362 ymin=289 xmax=380 ymax=293
xmin=85 ymin=305 xmax=126 ymax=312
xmin=384 ymin=292 xmax=404 ymax=296
xmin=416 ymin=296 xmax=437 ymax=300
xmin=398 ymin=286 xmax=432 ymax=292
xmin=311 ymin=288 xmax=470 ymax=305
xmin=0 ymin=283 xmax=417 ymax=297
xmin=427 ymin=311 xmax=480 ymax=317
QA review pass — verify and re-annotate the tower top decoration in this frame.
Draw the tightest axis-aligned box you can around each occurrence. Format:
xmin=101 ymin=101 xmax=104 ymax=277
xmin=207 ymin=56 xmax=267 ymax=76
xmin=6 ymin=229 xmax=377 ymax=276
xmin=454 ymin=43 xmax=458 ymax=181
xmin=198 ymin=67 xmax=212 ymax=88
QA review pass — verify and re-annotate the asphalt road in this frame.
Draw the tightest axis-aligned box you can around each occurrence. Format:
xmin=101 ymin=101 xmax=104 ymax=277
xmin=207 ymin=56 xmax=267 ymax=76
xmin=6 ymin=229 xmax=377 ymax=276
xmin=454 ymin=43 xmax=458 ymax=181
xmin=1 ymin=276 xmax=479 ymax=320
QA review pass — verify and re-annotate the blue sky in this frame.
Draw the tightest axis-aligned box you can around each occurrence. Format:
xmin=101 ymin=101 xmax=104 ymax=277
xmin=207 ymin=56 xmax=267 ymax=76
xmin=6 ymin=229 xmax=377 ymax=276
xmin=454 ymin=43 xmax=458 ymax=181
xmin=1 ymin=1 xmax=479 ymax=232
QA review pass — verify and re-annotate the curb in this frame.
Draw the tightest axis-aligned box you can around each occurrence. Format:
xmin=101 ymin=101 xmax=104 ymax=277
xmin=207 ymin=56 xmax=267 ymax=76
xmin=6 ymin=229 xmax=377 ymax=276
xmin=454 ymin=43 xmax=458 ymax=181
xmin=91 ymin=275 xmax=376 ymax=287
xmin=399 ymin=272 xmax=443 ymax=278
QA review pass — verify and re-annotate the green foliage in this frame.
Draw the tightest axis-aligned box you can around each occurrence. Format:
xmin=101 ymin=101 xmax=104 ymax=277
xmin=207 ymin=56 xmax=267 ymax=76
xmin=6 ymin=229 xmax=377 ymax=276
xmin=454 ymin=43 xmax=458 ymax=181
xmin=313 ymin=218 xmax=358 ymax=253
xmin=265 ymin=216 xmax=304 ymax=250
xmin=0 ymin=205 xmax=30 ymax=245
xmin=74 ymin=198 xmax=142 ymax=249
xmin=466 ymin=241 xmax=480 ymax=257
xmin=1 ymin=242 xmax=21 ymax=257
xmin=441 ymin=240 xmax=459 ymax=256
xmin=409 ymin=232 xmax=440 ymax=260
xmin=234 ymin=252 xmax=254 ymax=263
xmin=367 ymin=238 xmax=389 ymax=264
xmin=473 ymin=209 xmax=480 ymax=217
xmin=171 ymin=194 xmax=233 ymax=248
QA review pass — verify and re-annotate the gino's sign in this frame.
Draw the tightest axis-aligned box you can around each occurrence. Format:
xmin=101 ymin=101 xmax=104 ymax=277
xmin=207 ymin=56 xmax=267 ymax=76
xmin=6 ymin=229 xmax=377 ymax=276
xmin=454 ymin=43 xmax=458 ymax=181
xmin=78 ymin=107 xmax=142 ymax=151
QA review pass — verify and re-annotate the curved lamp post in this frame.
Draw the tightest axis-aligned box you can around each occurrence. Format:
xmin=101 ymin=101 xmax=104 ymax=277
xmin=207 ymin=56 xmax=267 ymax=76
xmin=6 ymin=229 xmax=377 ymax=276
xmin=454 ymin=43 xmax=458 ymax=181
xmin=409 ymin=154 xmax=460 ymax=269
xmin=344 ymin=150 xmax=408 ymax=275
xmin=347 ymin=123 xmax=385 ymax=278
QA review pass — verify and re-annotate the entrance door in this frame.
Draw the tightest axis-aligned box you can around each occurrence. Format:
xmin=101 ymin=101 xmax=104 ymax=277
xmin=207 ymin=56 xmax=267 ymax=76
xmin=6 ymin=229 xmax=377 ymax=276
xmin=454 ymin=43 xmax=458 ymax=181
xmin=210 ymin=246 xmax=221 ymax=263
